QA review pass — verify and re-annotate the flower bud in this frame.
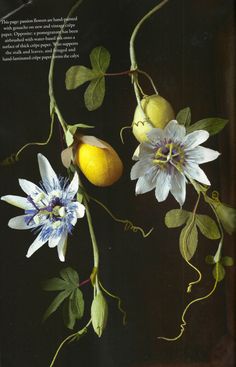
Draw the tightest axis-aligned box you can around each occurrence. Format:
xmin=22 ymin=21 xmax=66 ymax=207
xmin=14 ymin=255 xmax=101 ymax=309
xmin=91 ymin=291 xmax=108 ymax=337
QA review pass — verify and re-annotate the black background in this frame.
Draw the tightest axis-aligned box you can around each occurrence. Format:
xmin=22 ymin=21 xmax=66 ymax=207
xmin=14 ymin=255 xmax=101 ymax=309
xmin=0 ymin=0 xmax=235 ymax=366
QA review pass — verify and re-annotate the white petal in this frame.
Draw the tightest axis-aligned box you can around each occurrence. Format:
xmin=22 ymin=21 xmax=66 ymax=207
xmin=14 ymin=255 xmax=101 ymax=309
xmin=135 ymin=171 xmax=157 ymax=195
xmin=48 ymin=235 xmax=61 ymax=248
xmin=170 ymin=171 xmax=186 ymax=206
xmin=1 ymin=195 xmax=32 ymax=209
xmin=133 ymin=142 xmax=155 ymax=167
xmin=139 ymin=143 xmax=155 ymax=156
xmin=74 ymin=202 xmax=85 ymax=218
xmin=186 ymin=146 xmax=220 ymax=164
xmin=164 ymin=120 xmax=186 ymax=141
xmin=57 ymin=232 xmax=68 ymax=262
xmin=26 ymin=233 xmax=47 ymax=258
xmin=18 ymin=179 xmax=43 ymax=196
xmin=66 ymin=172 xmax=79 ymax=199
xmin=70 ymin=214 xmax=78 ymax=226
xmin=155 ymin=170 xmax=171 ymax=202
xmin=8 ymin=215 xmax=37 ymax=230
xmin=183 ymin=130 xmax=209 ymax=150
xmin=147 ymin=128 xmax=164 ymax=144
xmin=37 ymin=153 xmax=60 ymax=190
xmin=132 ymin=145 xmax=140 ymax=161
xmin=184 ymin=163 xmax=210 ymax=185
xmin=131 ymin=159 xmax=152 ymax=180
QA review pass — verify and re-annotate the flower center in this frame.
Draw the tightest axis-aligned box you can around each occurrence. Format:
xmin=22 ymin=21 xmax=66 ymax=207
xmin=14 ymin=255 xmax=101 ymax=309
xmin=26 ymin=195 xmax=67 ymax=225
xmin=153 ymin=143 xmax=185 ymax=170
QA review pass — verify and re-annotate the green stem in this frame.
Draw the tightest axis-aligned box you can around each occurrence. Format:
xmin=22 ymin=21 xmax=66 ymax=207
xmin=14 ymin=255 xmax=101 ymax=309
xmin=129 ymin=0 xmax=168 ymax=122
xmin=158 ymin=266 xmax=219 ymax=342
xmin=203 ymin=193 xmax=224 ymax=263
xmin=182 ymin=193 xmax=202 ymax=293
xmin=129 ymin=0 xmax=169 ymax=69
xmin=15 ymin=113 xmax=55 ymax=160
xmin=105 ymin=70 xmax=134 ymax=76
xmin=137 ymin=69 xmax=158 ymax=95
xmin=83 ymin=196 xmax=99 ymax=269
xmin=48 ymin=0 xmax=83 ymax=133
xmin=49 ymin=319 xmax=91 ymax=367
xmin=89 ymin=196 xmax=153 ymax=238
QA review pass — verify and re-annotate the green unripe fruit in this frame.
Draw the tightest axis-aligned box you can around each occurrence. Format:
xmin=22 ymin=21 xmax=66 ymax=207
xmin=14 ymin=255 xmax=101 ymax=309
xmin=91 ymin=291 xmax=108 ymax=337
xmin=132 ymin=94 xmax=175 ymax=142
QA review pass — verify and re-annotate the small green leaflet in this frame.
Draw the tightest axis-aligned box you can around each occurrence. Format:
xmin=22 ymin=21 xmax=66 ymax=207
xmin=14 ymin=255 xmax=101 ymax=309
xmin=60 ymin=267 xmax=79 ymax=286
xmin=176 ymin=107 xmax=191 ymax=127
xmin=43 ymin=289 xmax=72 ymax=323
xmin=165 ymin=209 xmax=190 ymax=228
xmin=65 ymin=123 xmax=95 ymax=147
xmin=70 ymin=327 xmax=88 ymax=343
xmin=90 ymin=46 xmax=111 ymax=73
xmin=179 ymin=215 xmax=198 ymax=261
xmin=215 ymin=203 xmax=236 ymax=235
xmin=65 ymin=46 xmax=111 ymax=111
xmin=63 ymin=289 xmax=85 ymax=330
xmin=195 ymin=214 xmax=220 ymax=240
xmin=42 ymin=267 xmax=85 ymax=329
xmin=84 ymin=77 xmax=105 ymax=111
xmin=186 ymin=118 xmax=228 ymax=136
xmin=213 ymin=263 xmax=225 ymax=282
xmin=167 ymin=210 xmax=221 ymax=261
xmin=205 ymin=255 xmax=234 ymax=282
xmin=221 ymin=256 xmax=234 ymax=267
xmin=66 ymin=66 xmax=101 ymax=89
xmin=41 ymin=277 xmax=69 ymax=291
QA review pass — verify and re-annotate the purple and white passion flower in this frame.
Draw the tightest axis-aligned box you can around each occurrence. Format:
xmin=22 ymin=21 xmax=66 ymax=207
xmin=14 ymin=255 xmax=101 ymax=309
xmin=131 ymin=120 xmax=220 ymax=206
xmin=1 ymin=154 xmax=85 ymax=261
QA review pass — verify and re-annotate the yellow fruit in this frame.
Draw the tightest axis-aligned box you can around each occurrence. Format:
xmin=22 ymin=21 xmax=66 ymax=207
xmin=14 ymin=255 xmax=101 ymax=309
xmin=75 ymin=140 xmax=123 ymax=187
xmin=132 ymin=94 xmax=175 ymax=142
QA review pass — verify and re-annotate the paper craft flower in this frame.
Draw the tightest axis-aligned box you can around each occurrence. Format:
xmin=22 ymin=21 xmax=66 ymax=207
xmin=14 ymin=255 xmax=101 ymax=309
xmin=1 ymin=154 xmax=85 ymax=261
xmin=131 ymin=120 xmax=220 ymax=206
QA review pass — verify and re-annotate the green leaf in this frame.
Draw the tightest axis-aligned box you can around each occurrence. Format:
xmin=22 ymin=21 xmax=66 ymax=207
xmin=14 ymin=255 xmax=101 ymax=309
xmin=63 ymin=298 xmax=77 ymax=330
xmin=196 ymin=214 xmax=221 ymax=240
xmin=214 ymin=202 xmax=236 ymax=235
xmin=176 ymin=107 xmax=191 ymax=126
xmin=62 ymin=289 xmax=84 ymax=330
xmin=221 ymin=256 xmax=234 ymax=267
xmin=65 ymin=65 xmax=101 ymax=90
xmin=84 ymin=77 xmax=105 ymax=111
xmin=71 ymin=288 xmax=85 ymax=320
xmin=165 ymin=209 xmax=190 ymax=228
xmin=90 ymin=46 xmax=111 ymax=73
xmin=186 ymin=118 xmax=228 ymax=136
xmin=213 ymin=263 xmax=225 ymax=282
xmin=205 ymin=255 xmax=215 ymax=265
xmin=179 ymin=216 xmax=198 ymax=261
xmin=41 ymin=277 xmax=69 ymax=291
xmin=43 ymin=289 xmax=71 ymax=322
xmin=60 ymin=267 xmax=79 ymax=287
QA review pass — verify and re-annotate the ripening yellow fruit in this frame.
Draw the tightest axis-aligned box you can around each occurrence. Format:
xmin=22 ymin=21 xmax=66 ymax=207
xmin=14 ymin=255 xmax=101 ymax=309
xmin=132 ymin=94 xmax=175 ymax=142
xmin=75 ymin=141 xmax=123 ymax=187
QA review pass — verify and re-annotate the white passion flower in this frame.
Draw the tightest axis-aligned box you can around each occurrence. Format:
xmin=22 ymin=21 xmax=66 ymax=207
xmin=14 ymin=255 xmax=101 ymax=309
xmin=1 ymin=154 xmax=85 ymax=261
xmin=131 ymin=120 xmax=220 ymax=206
